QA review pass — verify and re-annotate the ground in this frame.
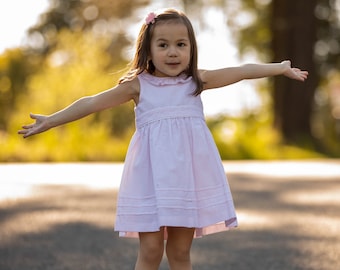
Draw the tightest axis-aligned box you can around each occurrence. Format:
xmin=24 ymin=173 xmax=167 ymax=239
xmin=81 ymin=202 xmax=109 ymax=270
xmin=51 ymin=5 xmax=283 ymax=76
xmin=0 ymin=161 xmax=339 ymax=269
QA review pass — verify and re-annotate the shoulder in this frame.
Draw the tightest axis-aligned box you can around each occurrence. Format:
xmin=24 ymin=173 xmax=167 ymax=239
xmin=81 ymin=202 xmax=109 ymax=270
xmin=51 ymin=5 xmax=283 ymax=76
xmin=199 ymin=69 xmax=216 ymax=90
xmin=118 ymin=76 xmax=140 ymax=102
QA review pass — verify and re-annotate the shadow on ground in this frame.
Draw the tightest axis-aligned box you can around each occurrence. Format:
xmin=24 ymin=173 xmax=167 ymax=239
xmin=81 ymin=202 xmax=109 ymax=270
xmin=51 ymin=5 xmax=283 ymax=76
xmin=0 ymin=170 xmax=339 ymax=270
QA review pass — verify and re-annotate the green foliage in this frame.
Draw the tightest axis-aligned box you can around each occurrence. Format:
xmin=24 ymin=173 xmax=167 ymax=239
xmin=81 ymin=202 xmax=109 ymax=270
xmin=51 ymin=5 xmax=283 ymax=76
xmin=207 ymin=111 xmax=325 ymax=160
xmin=1 ymin=30 xmax=134 ymax=162
xmin=28 ymin=0 xmax=150 ymax=61
xmin=311 ymin=71 xmax=340 ymax=156
xmin=2 ymin=0 xmax=338 ymax=161
xmin=224 ymin=0 xmax=272 ymax=61
xmin=0 ymin=48 xmax=42 ymax=130
xmin=2 ymin=121 xmax=133 ymax=162
xmin=210 ymin=0 xmax=340 ymax=154
xmin=0 ymin=0 xmax=150 ymax=162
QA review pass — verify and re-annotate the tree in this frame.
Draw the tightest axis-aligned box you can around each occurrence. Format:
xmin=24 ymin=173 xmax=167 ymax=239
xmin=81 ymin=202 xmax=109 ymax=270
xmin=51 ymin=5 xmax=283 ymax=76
xmin=0 ymin=0 xmax=151 ymax=161
xmin=224 ymin=0 xmax=340 ymax=148
xmin=27 ymin=0 xmax=150 ymax=62
xmin=271 ymin=0 xmax=318 ymax=142
xmin=0 ymin=49 xmax=42 ymax=130
xmin=5 ymin=31 xmax=135 ymax=162
xmin=24 ymin=0 xmax=152 ymax=136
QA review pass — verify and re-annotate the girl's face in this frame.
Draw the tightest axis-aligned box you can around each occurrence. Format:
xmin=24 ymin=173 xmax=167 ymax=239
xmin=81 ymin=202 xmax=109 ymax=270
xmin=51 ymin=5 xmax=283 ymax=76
xmin=150 ymin=22 xmax=191 ymax=77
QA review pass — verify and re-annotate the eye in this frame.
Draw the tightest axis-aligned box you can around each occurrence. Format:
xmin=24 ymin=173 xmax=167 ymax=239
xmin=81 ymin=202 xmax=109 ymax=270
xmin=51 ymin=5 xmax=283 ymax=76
xmin=158 ymin=43 xmax=168 ymax=48
xmin=178 ymin=42 xmax=187 ymax=47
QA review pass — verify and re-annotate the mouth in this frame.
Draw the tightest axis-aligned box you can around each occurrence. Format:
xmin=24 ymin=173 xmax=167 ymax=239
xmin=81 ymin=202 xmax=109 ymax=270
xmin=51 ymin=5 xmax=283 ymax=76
xmin=166 ymin=62 xmax=180 ymax=66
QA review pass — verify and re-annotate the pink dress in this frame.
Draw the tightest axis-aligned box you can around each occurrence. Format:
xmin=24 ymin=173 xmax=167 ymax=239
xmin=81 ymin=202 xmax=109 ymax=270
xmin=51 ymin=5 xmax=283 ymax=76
xmin=115 ymin=72 xmax=237 ymax=238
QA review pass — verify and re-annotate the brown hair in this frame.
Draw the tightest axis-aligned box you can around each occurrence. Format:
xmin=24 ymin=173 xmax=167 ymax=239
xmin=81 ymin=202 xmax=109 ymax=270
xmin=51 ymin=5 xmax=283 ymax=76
xmin=119 ymin=8 xmax=204 ymax=95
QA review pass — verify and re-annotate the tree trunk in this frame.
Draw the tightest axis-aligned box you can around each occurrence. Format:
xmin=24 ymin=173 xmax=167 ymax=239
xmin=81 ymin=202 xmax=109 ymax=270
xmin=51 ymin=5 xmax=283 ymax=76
xmin=271 ymin=0 xmax=318 ymax=142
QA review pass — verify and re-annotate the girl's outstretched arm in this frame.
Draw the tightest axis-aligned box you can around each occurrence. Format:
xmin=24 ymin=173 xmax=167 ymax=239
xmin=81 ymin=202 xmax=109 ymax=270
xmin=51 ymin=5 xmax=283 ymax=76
xmin=201 ymin=60 xmax=308 ymax=90
xmin=18 ymin=79 xmax=139 ymax=138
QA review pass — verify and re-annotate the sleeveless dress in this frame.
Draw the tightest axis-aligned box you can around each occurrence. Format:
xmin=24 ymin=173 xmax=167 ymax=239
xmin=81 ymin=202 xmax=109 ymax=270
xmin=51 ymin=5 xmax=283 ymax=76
xmin=114 ymin=72 xmax=237 ymax=238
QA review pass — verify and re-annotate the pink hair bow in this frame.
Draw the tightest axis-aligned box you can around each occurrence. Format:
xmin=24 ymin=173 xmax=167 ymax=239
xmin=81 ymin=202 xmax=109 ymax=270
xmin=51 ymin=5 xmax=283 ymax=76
xmin=145 ymin=12 xmax=157 ymax=25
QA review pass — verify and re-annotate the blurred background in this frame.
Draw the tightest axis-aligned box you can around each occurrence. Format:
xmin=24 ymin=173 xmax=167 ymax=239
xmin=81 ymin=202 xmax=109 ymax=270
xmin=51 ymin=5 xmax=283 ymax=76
xmin=1 ymin=2 xmax=340 ymax=269
xmin=1 ymin=0 xmax=339 ymax=162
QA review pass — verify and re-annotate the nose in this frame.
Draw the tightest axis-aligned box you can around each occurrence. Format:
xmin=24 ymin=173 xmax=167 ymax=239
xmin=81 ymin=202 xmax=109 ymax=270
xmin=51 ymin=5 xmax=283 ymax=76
xmin=167 ymin=45 xmax=178 ymax=57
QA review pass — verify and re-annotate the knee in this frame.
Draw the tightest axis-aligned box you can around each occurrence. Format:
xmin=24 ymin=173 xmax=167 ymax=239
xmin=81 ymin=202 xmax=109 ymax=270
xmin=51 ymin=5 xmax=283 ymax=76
xmin=139 ymin=241 xmax=164 ymax=263
xmin=166 ymin=244 xmax=191 ymax=263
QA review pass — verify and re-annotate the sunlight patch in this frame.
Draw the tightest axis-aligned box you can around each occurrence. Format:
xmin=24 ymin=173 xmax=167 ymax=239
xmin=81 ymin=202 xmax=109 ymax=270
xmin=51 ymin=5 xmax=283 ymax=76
xmin=279 ymin=189 xmax=340 ymax=205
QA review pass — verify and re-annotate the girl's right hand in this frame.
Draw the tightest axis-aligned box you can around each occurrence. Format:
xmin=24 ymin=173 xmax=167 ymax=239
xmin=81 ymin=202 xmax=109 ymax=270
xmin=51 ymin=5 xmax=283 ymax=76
xmin=18 ymin=113 xmax=51 ymax=138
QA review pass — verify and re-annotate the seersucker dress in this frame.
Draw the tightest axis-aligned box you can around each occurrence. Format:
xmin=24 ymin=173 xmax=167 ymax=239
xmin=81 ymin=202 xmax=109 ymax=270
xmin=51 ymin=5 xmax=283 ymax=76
xmin=114 ymin=72 xmax=238 ymax=238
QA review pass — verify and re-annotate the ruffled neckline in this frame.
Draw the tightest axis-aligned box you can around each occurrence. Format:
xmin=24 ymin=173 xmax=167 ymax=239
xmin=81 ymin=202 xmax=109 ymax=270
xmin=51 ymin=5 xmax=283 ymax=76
xmin=140 ymin=72 xmax=192 ymax=86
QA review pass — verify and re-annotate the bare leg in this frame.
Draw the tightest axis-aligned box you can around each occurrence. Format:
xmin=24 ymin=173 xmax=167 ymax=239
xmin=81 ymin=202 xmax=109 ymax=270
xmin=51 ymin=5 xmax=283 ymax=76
xmin=135 ymin=227 xmax=165 ymax=270
xmin=166 ymin=227 xmax=195 ymax=270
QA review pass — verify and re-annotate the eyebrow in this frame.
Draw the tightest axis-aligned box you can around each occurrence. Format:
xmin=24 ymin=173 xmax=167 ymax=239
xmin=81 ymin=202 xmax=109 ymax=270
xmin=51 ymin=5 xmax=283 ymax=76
xmin=155 ymin=38 xmax=189 ymax=42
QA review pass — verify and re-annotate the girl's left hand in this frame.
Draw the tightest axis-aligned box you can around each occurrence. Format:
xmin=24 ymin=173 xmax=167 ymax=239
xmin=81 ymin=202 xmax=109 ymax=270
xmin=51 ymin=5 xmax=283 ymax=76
xmin=282 ymin=60 xmax=309 ymax=81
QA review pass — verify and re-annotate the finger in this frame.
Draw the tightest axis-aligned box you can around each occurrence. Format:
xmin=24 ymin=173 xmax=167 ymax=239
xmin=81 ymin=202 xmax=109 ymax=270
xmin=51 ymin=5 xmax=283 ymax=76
xmin=23 ymin=129 xmax=36 ymax=138
xmin=301 ymin=71 xmax=308 ymax=78
xmin=299 ymin=70 xmax=308 ymax=76
xmin=21 ymin=123 xmax=35 ymax=129
xmin=21 ymin=113 xmax=40 ymax=129
xmin=18 ymin=129 xmax=30 ymax=138
xmin=30 ymin=113 xmax=39 ymax=120
xmin=300 ymin=73 xmax=307 ymax=80
xmin=22 ymin=132 xmax=30 ymax=138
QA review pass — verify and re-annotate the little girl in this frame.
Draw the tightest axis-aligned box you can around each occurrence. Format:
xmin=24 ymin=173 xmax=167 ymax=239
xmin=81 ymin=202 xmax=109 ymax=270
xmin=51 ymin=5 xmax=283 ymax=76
xmin=19 ymin=8 xmax=308 ymax=270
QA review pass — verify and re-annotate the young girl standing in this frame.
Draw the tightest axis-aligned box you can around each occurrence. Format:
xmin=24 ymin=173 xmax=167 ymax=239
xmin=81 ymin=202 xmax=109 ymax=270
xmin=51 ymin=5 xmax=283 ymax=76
xmin=19 ymin=8 xmax=308 ymax=270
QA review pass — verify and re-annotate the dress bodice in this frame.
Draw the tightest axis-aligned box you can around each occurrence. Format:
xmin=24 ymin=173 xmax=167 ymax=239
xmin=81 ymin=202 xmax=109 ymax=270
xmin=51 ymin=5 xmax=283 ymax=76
xmin=135 ymin=73 xmax=204 ymax=128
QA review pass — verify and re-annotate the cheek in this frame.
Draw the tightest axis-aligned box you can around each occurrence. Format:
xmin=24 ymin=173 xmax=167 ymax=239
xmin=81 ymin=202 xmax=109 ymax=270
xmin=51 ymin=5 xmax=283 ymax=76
xmin=150 ymin=50 xmax=159 ymax=63
xmin=149 ymin=43 xmax=158 ymax=57
xmin=151 ymin=50 xmax=166 ymax=64
xmin=150 ymin=46 xmax=159 ymax=57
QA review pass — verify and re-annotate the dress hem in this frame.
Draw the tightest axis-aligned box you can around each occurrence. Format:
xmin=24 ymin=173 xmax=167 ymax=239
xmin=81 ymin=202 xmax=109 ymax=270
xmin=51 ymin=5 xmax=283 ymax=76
xmin=115 ymin=217 xmax=238 ymax=239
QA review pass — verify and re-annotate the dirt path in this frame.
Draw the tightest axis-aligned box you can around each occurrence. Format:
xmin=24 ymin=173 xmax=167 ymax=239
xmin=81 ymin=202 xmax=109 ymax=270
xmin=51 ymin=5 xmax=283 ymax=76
xmin=0 ymin=161 xmax=339 ymax=269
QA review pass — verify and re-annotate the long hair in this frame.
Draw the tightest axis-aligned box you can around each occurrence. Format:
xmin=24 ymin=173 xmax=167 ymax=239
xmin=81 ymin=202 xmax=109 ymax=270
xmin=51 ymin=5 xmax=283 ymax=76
xmin=119 ymin=9 xmax=204 ymax=96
